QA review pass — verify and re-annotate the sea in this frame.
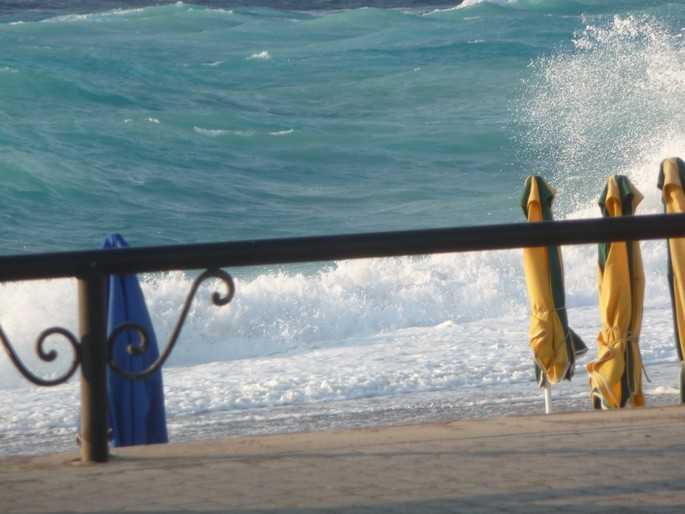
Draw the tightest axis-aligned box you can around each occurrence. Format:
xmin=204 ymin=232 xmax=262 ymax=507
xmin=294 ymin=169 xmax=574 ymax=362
xmin=1 ymin=0 xmax=685 ymax=457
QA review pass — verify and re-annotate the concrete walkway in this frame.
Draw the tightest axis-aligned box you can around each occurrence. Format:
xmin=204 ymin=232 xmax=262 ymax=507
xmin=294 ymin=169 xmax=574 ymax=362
xmin=2 ymin=406 xmax=685 ymax=513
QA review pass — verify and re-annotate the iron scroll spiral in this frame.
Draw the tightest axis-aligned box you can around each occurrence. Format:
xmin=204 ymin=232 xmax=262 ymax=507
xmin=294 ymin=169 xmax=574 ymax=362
xmin=0 ymin=326 xmax=81 ymax=386
xmin=107 ymin=268 xmax=235 ymax=380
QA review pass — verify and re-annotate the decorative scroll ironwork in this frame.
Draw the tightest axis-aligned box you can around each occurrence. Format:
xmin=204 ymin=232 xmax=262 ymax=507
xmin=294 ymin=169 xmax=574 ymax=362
xmin=107 ymin=268 xmax=235 ymax=380
xmin=0 ymin=326 xmax=80 ymax=386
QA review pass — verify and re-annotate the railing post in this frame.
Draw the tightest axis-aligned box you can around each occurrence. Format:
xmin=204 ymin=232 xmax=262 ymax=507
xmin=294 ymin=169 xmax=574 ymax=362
xmin=78 ymin=271 xmax=109 ymax=463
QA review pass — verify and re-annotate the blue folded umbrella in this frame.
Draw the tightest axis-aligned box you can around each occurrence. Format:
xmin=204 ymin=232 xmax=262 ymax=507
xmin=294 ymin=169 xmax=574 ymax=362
xmin=104 ymin=234 xmax=168 ymax=447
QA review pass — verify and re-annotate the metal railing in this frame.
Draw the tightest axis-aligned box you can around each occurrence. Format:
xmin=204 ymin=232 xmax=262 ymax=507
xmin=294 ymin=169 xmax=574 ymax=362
xmin=2 ymin=212 xmax=685 ymax=462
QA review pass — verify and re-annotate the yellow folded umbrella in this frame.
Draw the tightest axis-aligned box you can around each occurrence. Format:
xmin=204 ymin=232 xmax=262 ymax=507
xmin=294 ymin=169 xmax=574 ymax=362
xmin=657 ymin=157 xmax=685 ymax=402
xmin=587 ymin=175 xmax=645 ymax=409
xmin=521 ymin=176 xmax=584 ymax=391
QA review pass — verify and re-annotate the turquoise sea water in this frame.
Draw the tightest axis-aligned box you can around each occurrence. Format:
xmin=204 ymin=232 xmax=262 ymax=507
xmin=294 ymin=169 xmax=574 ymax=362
xmin=0 ymin=0 xmax=650 ymax=254
xmin=3 ymin=0 xmax=685 ymax=456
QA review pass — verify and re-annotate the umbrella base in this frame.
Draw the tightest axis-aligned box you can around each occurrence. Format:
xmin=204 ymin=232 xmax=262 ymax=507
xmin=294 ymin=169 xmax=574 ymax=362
xmin=570 ymin=329 xmax=588 ymax=357
xmin=592 ymin=390 xmax=606 ymax=410
xmin=76 ymin=428 xmax=112 ymax=447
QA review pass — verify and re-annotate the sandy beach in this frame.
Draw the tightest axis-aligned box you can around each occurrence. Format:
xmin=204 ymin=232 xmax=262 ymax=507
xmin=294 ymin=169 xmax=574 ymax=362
xmin=2 ymin=405 xmax=685 ymax=513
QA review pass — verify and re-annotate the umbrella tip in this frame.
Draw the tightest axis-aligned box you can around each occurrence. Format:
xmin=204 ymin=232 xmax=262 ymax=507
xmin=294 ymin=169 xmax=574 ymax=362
xmin=103 ymin=233 xmax=129 ymax=249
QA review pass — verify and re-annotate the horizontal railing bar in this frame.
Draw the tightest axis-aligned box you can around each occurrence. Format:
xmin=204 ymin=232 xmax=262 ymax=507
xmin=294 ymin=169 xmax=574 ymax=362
xmin=0 ymin=212 xmax=683 ymax=282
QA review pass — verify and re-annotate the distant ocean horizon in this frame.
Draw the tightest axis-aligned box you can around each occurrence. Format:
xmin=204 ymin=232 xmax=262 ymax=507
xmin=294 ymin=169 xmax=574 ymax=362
xmin=0 ymin=1 xmax=461 ymax=22
xmin=1 ymin=0 xmax=685 ymax=456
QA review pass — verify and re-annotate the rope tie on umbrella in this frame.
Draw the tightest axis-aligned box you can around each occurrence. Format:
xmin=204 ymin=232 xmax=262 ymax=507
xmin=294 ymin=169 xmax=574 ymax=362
xmin=590 ymin=330 xmax=651 ymax=406
xmin=530 ymin=306 xmax=572 ymax=316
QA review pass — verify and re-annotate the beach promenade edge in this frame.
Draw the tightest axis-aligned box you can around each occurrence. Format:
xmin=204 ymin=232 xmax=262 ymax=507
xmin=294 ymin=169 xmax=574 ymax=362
xmin=2 ymin=405 xmax=685 ymax=513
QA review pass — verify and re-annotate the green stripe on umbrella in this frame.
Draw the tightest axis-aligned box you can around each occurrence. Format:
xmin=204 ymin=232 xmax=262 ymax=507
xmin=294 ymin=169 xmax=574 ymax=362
xmin=521 ymin=176 xmax=587 ymax=383
xmin=597 ymin=175 xmax=643 ymax=408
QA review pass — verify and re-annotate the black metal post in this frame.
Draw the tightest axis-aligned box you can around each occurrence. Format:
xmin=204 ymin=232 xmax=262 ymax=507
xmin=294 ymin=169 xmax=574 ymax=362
xmin=681 ymin=363 xmax=685 ymax=404
xmin=78 ymin=271 xmax=109 ymax=463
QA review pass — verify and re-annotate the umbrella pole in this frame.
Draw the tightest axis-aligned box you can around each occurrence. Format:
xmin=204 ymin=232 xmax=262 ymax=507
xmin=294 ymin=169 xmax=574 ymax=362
xmin=681 ymin=362 xmax=685 ymax=404
xmin=543 ymin=382 xmax=552 ymax=414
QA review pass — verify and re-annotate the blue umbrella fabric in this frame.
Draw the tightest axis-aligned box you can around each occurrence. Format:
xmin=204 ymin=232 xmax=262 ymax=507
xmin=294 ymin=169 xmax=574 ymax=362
xmin=104 ymin=234 xmax=168 ymax=447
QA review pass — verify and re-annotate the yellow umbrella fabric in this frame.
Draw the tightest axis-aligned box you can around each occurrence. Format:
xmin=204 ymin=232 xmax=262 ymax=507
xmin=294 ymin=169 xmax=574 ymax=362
xmin=587 ymin=175 xmax=645 ymax=409
xmin=658 ymin=157 xmax=685 ymax=401
xmin=521 ymin=176 xmax=577 ymax=385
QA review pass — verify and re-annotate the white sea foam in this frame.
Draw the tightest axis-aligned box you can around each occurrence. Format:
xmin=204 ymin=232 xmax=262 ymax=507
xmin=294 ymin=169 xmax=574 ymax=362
xmin=423 ymin=6 xmax=461 ymax=16
xmin=40 ymin=8 xmax=145 ymax=24
xmin=208 ymin=8 xmax=233 ymax=16
xmin=269 ymin=129 xmax=294 ymax=136
xmin=193 ymin=127 xmax=255 ymax=137
xmin=457 ymin=0 xmax=518 ymax=9
xmin=247 ymin=51 xmax=271 ymax=61
xmin=0 ymin=236 xmax=677 ymax=391
xmin=40 ymin=13 xmax=90 ymax=23
xmin=106 ymin=8 xmax=145 ymax=17
xmin=193 ymin=126 xmax=228 ymax=137
xmin=650 ymin=385 xmax=680 ymax=395
xmin=426 ymin=0 xmax=517 ymax=16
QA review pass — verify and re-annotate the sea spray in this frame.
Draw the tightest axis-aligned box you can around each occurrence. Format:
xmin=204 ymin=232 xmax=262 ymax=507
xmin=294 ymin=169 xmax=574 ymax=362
xmin=518 ymin=14 xmax=685 ymax=212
